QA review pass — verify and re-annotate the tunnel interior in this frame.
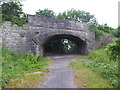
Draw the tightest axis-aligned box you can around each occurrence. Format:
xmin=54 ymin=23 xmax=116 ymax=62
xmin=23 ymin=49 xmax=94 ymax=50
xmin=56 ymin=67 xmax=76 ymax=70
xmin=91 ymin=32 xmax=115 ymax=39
xmin=42 ymin=34 xmax=88 ymax=56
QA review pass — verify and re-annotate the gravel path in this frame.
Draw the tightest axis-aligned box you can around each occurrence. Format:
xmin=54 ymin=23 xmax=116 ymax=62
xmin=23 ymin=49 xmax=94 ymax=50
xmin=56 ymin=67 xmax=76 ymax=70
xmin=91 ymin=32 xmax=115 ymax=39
xmin=39 ymin=55 xmax=78 ymax=88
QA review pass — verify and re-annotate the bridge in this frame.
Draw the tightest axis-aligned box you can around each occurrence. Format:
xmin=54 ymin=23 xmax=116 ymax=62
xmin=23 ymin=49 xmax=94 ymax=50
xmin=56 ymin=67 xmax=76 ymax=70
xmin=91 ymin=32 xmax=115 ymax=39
xmin=1 ymin=15 xmax=112 ymax=56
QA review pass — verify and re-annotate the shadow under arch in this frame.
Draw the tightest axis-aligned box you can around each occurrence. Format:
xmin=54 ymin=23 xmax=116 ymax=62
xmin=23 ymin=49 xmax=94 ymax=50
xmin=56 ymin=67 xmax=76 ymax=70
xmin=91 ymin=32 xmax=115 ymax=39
xmin=41 ymin=34 xmax=88 ymax=56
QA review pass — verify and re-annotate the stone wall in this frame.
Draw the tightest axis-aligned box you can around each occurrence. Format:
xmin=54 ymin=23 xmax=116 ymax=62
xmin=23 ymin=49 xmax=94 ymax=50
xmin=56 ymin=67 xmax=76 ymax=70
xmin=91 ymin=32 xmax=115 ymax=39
xmin=0 ymin=22 xmax=28 ymax=54
xmin=94 ymin=35 xmax=113 ymax=49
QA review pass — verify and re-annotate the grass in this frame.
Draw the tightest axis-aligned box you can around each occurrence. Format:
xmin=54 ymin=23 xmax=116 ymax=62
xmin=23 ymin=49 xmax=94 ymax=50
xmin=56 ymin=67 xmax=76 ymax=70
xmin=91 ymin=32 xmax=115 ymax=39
xmin=70 ymin=45 xmax=118 ymax=88
xmin=70 ymin=61 xmax=113 ymax=88
xmin=5 ymin=73 xmax=45 ymax=88
xmin=1 ymin=46 xmax=52 ymax=88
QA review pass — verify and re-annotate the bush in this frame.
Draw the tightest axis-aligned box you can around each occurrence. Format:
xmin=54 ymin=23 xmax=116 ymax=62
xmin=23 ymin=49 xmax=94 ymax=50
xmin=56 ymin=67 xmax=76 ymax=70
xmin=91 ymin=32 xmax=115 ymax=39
xmin=89 ymin=24 xmax=116 ymax=40
xmin=89 ymin=24 xmax=103 ymax=40
xmin=106 ymin=41 xmax=120 ymax=61
xmin=11 ymin=16 xmax=28 ymax=26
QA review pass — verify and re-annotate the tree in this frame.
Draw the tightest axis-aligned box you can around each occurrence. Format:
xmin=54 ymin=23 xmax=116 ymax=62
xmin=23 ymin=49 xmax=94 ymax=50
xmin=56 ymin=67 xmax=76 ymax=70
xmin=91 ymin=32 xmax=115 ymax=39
xmin=35 ymin=8 xmax=97 ymax=24
xmin=1 ymin=1 xmax=27 ymax=26
xmin=36 ymin=8 xmax=55 ymax=18
xmin=56 ymin=9 xmax=97 ymax=24
xmin=2 ymin=1 xmax=22 ymax=21
xmin=0 ymin=0 xmax=25 ymax=6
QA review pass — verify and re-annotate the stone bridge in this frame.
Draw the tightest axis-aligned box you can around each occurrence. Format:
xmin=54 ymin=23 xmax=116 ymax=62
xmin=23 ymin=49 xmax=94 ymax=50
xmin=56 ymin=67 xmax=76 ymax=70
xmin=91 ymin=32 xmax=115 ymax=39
xmin=0 ymin=15 xmax=112 ymax=56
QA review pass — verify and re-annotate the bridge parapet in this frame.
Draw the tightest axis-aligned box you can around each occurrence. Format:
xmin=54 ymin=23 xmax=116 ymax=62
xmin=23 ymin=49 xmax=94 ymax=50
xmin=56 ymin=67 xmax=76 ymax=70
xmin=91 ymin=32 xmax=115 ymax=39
xmin=28 ymin=15 xmax=89 ymax=31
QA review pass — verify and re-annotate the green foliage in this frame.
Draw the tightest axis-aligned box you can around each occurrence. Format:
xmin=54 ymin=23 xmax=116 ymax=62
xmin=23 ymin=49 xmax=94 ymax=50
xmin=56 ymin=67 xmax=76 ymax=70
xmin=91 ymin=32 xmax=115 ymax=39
xmin=1 ymin=1 xmax=28 ymax=26
xmin=70 ymin=61 xmax=113 ymax=88
xmin=116 ymin=26 xmax=120 ymax=38
xmin=97 ymin=24 xmax=115 ymax=33
xmin=106 ymin=41 xmax=120 ymax=61
xmin=36 ymin=8 xmax=55 ymax=18
xmin=10 ymin=15 xmax=28 ymax=26
xmin=90 ymin=24 xmax=116 ymax=40
xmin=35 ymin=8 xmax=97 ymax=24
xmin=89 ymin=24 xmax=103 ymax=40
xmin=2 ymin=1 xmax=22 ymax=20
xmin=2 ymin=47 xmax=50 ymax=88
xmin=45 ymin=39 xmax=64 ymax=54
xmin=0 ymin=0 xmax=24 ymax=3
xmin=56 ymin=9 xmax=97 ymax=24
xmin=106 ymin=26 xmax=120 ymax=61
xmin=112 ymin=30 xmax=120 ymax=38
xmin=45 ymin=38 xmax=78 ymax=54
xmin=80 ymin=46 xmax=118 ymax=87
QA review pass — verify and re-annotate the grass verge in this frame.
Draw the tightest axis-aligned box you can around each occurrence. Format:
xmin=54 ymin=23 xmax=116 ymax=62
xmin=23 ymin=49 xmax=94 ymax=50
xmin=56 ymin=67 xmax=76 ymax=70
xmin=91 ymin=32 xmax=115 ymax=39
xmin=70 ymin=45 xmax=118 ymax=88
xmin=1 ymin=47 xmax=52 ymax=88
xmin=5 ymin=73 xmax=45 ymax=88
xmin=70 ymin=61 xmax=113 ymax=88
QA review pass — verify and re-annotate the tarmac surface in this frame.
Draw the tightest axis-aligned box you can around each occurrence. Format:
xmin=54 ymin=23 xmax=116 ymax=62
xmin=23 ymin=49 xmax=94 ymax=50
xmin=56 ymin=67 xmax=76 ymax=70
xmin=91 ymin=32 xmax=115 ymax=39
xmin=39 ymin=55 xmax=78 ymax=88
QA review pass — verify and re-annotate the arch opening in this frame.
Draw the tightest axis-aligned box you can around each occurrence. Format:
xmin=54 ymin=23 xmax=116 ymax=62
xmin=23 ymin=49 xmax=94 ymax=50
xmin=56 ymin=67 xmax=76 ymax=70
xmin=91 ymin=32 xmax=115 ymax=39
xmin=41 ymin=34 xmax=88 ymax=56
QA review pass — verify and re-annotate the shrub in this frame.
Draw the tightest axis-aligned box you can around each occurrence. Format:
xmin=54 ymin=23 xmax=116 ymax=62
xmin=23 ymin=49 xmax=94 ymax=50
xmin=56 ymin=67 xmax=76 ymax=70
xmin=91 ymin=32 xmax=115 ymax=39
xmin=89 ymin=24 xmax=103 ymax=40
xmin=11 ymin=16 xmax=28 ymax=26
xmin=106 ymin=42 xmax=120 ymax=61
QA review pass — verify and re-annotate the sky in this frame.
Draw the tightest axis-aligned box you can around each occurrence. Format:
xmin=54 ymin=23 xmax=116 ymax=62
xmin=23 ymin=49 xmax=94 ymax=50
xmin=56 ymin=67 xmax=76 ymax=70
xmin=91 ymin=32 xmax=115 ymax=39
xmin=21 ymin=0 xmax=119 ymax=28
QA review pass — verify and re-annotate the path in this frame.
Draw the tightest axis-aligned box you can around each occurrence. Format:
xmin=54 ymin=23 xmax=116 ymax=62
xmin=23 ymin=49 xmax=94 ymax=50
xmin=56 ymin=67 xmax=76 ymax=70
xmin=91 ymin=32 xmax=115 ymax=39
xmin=39 ymin=55 xmax=78 ymax=88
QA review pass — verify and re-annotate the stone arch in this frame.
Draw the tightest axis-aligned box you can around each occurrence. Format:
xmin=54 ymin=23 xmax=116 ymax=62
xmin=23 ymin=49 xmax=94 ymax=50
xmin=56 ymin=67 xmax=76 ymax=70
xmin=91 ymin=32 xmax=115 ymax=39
xmin=43 ymin=34 xmax=88 ymax=56
xmin=32 ymin=30 xmax=89 ymax=56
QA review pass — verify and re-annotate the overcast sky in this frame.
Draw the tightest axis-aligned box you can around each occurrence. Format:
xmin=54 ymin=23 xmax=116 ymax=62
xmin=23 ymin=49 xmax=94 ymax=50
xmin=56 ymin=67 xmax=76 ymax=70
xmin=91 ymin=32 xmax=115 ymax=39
xmin=21 ymin=0 xmax=119 ymax=28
